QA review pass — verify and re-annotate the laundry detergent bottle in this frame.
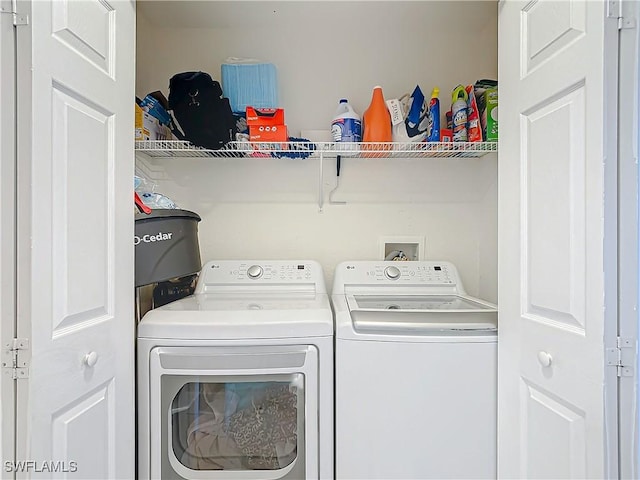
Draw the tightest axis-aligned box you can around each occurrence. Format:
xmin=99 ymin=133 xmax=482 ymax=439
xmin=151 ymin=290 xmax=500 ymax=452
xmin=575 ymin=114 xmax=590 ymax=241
xmin=332 ymin=99 xmax=361 ymax=156
xmin=362 ymin=86 xmax=392 ymax=156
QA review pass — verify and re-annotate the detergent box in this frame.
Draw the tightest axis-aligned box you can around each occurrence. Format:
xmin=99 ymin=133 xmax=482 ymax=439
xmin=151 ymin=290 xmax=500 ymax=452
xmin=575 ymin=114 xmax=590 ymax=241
xmin=483 ymin=88 xmax=498 ymax=142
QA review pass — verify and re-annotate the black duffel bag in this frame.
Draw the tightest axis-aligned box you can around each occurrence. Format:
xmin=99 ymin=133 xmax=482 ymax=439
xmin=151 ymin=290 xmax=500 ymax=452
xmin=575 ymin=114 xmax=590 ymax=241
xmin=168 ymin=71 xmax=236 ymax=150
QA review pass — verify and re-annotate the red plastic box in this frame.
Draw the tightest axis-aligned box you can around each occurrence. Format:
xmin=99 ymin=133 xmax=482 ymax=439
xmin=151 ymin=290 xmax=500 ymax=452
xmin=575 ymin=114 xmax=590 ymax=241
xmin=246 ymin=107 xmax=285 ymax=126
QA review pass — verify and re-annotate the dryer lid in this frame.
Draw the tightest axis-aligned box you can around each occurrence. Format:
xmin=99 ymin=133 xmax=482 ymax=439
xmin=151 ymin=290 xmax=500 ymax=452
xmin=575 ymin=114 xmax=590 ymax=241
xmin=137 ymin=293 xmax=334 ymax=340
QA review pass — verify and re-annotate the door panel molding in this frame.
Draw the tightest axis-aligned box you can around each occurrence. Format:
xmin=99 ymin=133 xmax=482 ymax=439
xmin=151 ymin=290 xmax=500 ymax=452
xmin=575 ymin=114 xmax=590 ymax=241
xmin=521 ymin=0 xmax=586 ymax=76
xmin=520 ymin=378 xmax=587 ymax=479
xmin=51 ymin=0 xmax=116 ymax=76
xmin=521 ymin=84 xmax=586 ymax=332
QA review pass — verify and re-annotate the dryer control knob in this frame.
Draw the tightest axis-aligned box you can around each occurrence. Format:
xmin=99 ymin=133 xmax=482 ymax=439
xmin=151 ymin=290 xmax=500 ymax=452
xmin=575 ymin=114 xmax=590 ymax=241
xmin=384 ymin=266 xmax=401 ymax=280
xmin=247 ymin=265 xmax=263 ymax=279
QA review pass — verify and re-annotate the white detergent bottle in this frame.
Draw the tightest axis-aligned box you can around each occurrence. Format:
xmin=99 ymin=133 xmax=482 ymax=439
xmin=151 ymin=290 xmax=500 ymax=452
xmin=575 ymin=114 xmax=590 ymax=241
xmin=331 ymin=99 xmax=361 ymax=155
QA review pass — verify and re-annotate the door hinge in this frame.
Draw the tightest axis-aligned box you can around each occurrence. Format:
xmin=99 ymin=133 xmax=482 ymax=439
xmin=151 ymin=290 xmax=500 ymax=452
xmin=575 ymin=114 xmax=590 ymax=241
xmin=0 ymin=1 xmax=27 ymax=25
xmin=607 ymin=0 xmax=636 ymax=29
xmin=2 ymin=338 xmax=29 ymax=379
xmin=606 ymin=337 xmax=635 ymax=377
xmin=618 ymin=16 xmax=637 ymax=30
xmin=12 ymin=11 xmax=27 ymax=25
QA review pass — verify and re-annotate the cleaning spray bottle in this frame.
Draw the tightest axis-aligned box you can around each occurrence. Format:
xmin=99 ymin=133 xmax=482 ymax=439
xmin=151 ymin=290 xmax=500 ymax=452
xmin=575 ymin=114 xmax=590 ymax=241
xmin=451 ymin=85 xmax=468 ymax=142
xmin=426 ymin=87 xmax=440 ymax=142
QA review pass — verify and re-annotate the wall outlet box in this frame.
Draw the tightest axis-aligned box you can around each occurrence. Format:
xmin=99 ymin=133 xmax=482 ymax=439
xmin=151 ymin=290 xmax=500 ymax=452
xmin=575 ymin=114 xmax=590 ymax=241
xmin=379 ymin=236 xmax=425 ymax=261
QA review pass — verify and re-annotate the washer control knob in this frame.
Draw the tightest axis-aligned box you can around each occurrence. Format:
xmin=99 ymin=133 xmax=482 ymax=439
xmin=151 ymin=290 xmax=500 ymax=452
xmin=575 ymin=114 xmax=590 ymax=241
xmin=247 ymin=265 xmax=263 ymax=279
xmin=384 ymin=266 xmax=401 ymax=280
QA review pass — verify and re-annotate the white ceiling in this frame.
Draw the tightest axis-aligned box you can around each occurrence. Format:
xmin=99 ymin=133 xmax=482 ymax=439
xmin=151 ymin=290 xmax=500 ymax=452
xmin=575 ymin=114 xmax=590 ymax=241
xmin=137 ymin=1 xmax=497 ymax=33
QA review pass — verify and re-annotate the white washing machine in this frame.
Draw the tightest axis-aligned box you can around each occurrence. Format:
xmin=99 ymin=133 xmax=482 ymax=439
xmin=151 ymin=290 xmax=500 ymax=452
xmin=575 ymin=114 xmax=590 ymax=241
xmin=332 ymin=261 xmax=497 ymax=480
xmin=138 ymin=260 xmax=333 ymax=480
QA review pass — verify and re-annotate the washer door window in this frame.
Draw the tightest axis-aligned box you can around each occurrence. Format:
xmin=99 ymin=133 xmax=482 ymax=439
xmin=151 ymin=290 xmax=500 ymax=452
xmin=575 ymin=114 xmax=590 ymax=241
xmin=149 ymin=346 xmax=318 ymax=480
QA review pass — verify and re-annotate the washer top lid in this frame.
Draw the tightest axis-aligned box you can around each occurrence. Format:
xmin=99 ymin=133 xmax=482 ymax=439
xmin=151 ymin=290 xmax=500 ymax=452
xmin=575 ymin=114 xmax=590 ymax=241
xmin=137 ymin=293 xmax=333 ymax=340
xmin=332 ymin=261 xmax=464 ymax=295
xmin=196 ymin=260 xmax=327 ymax=295
xmin=346 ymin=294 xmax=497 ymax=334
xmin=350 ymin=294 xmax=495 ymax=311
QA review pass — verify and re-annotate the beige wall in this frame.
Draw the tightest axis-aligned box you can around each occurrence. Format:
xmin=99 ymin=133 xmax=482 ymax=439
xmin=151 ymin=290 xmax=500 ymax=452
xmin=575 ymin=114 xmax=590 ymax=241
xmin=135 ymin=1 xmax=498 ymax=300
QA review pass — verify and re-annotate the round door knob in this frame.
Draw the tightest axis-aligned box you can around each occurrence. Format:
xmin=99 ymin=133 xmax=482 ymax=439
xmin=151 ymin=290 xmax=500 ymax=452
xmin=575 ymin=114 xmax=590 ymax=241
xmin=84 ymin=351 xmax=98 ymax=367
xmin=247 ymin=265 xmax=263 ymax=279
xmin=537 ymin=351 xmax=553 ymax=367
xmin=384 ymin=266 xmax=401 ymax=280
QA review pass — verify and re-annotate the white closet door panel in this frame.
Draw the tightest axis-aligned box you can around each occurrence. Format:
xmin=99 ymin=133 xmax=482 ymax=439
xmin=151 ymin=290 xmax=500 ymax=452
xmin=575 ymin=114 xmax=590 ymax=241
xmin=498 ymin=0 xmax=618 ymax=478
xmin=16 ymin=0 xmax=135 ymax=478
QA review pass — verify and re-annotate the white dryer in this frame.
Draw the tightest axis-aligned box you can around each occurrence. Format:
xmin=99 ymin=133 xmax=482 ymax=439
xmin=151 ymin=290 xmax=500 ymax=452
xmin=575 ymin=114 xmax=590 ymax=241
xmin=332 ymin=261 xmax=497 ymax=480
xmin=138 ymin=260 xmax=333 ymax=480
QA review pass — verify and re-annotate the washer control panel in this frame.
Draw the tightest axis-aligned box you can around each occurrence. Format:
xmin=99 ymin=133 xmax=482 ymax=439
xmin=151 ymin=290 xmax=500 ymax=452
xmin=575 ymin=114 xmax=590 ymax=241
xmin=197 ymin=260 xmax=325 ymax=293
xmin=333 ymin=261 xmax=460 ymax=293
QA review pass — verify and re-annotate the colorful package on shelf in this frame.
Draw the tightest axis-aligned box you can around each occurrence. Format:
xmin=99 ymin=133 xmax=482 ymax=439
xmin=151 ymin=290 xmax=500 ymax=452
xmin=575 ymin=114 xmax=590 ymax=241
xmin=465 ymin=85 xmax=483 ymax=142
xmin=440 ymin=128 xmax=453 ymax=142
xmin=474 ymin=79 xmax=498 ymax=141
xmin=483 ymin=88 xmax=498 ymax=142
xmin=246 ymin=107 xmax=287 ymax=149
xmin=222 ymin=58 xmax=278 ymax=114
xmin=140 ymin=94 xmax=172 ymax=126
xmin=388 ymin=85 xmax=429 ymax=144
xmin=135 ymin=104 xmax=173 ymax=141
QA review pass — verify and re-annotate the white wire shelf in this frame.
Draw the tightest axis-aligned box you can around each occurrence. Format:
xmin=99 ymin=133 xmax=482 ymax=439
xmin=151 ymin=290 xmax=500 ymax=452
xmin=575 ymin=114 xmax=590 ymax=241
xmin=135 ymin=140 xmax=497 ymax=159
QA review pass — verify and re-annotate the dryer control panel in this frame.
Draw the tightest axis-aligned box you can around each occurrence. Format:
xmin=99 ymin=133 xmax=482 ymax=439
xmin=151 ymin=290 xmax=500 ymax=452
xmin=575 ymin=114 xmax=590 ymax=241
xmin=196 ymin=260 xmax=327 ymax=294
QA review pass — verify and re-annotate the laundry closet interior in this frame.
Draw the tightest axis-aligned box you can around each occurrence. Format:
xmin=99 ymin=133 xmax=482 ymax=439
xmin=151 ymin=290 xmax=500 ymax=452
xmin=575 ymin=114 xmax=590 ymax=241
xmin=134 ymin=1 xmax=499 ymax=299
xmin=4 ymin=0 xmax=633 ymax=478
